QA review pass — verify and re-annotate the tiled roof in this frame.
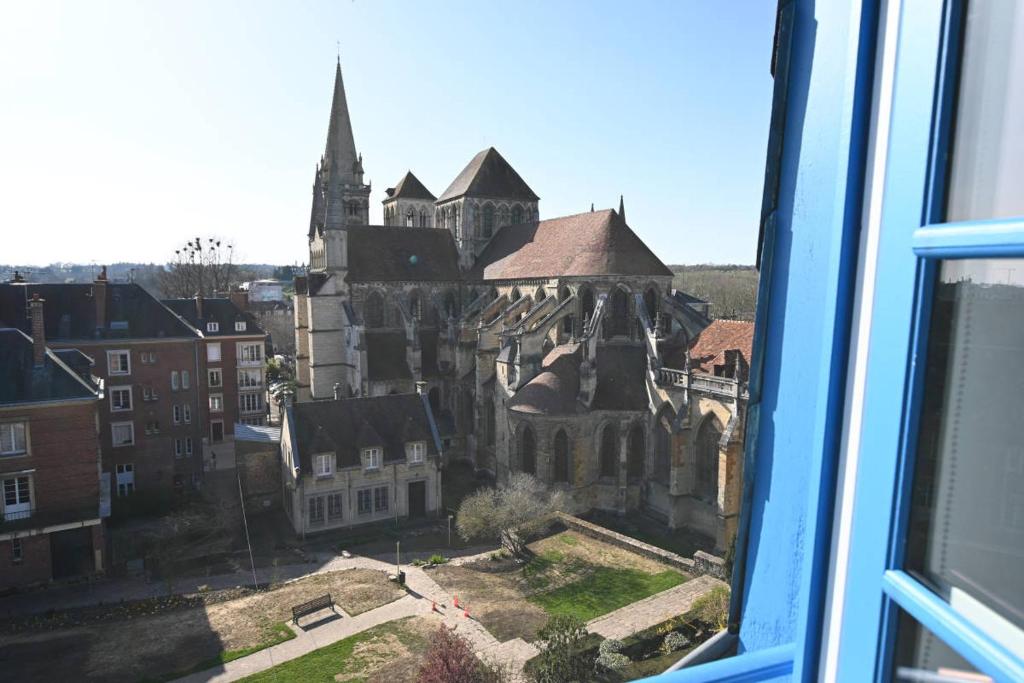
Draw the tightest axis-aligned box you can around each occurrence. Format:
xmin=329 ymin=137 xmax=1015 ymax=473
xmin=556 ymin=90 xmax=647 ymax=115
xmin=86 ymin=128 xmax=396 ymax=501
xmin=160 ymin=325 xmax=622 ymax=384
xmin=689 ymin=319 xmax=755 ymax=375
xmin=467 ymin=209 xmax=673 ymax=281
xmin=508 ymin=344 xmax=582 ymax=415
xmin=0 ymin=283 xmax=198 ymax=341
xmin=592 ymin=345 xmax=649 ymax=411
xmin=384 ymin=171 xmax=436 ymax=201
xmin=366 ymin=330 xmax=411 ymax=381
xmin=437 ymin=147 xmax=538 ymax=203
xmin=343 ymin=226 xmax=461 ymax=282
xmin=0 ymin=328 xmax=100 ymax=404
xmin=289 ymin=393 xmax=439 ymax=473
xmin=235 ymin=423 xmax=282 ymax=443
xmin=162 ymin=298 xmax=265 ymax=337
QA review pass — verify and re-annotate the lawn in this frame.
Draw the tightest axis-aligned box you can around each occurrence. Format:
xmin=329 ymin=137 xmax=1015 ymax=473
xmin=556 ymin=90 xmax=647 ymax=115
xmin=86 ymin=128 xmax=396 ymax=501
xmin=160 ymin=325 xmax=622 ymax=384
xmin=239 ymin=616 xmax=432 ymax=683
xmin=528 ymin=566 xmax=686 ymax=622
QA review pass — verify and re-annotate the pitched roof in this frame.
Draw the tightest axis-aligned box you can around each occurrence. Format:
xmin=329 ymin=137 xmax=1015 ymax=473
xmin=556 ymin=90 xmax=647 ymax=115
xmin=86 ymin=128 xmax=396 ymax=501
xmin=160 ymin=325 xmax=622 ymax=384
xmin=0 ymin=328 xmax=100 ymax=404
xmin=341 ymin=226 xmax=461 ymax=282
xmin=384 ymin=171 xmax=436 ymax=201
xmin=323 ymin=61 xmax=359 ymax=183
xmin=508 ymin=344 xmax=582 ymax=416
xmin=688 ymin=319 xmax=755 ymax=374
xmin=0 ymin=283 xmax=198 ymax=341
xmin=467 ymin=209 xmax=673 ymax=281
xmin=162 ymin=298 xmax=265 ymax=338
xmin=437 ymin=147 xmax=538 ymax=203
xmin=288 ymin=393 xmax=440 ymax=473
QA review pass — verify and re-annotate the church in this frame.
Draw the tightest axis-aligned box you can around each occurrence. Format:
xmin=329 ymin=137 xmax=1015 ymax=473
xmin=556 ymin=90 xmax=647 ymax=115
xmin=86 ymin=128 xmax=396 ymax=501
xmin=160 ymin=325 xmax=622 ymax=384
xmin=291 ymin=61 xmax=751 ymax=552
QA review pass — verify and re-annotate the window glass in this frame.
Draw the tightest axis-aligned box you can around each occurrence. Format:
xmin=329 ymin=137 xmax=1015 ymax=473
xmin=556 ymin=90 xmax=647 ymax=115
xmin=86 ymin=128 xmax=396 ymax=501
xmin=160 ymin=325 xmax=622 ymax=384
xmin=946 ymin=1 xmax=1024 ymax=222
xmin=905 ymin=259 xmax=1024 ymax=638
xmin=207 ymin=343 xmax=222 ymax=363
xmin=893 ymin=610 xmax=988 ymax=682
xmin=0 ymin=423 xmax=27 ymax=455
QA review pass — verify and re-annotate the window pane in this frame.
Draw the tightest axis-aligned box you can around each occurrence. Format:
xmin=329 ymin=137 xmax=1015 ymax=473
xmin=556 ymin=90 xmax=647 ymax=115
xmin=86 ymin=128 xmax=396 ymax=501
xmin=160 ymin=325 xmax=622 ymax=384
xmin=946 ymin=1 xmax=1024 ymax=221
xmin=893 ymin=609 xmax=989 ymax=682
xmin=906 ymin=259 xmax=1024 ymax=634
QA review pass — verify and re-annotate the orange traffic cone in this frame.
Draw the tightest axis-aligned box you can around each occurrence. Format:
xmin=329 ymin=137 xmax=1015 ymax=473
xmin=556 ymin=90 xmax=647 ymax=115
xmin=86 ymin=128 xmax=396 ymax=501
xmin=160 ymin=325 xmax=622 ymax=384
xmin=431 ymin=601 xmax=438 ymax=612
xmin=453 ymin=595 xmax=460 ymax=608
xmin=463 ymin=607 xmax=470 ymax=619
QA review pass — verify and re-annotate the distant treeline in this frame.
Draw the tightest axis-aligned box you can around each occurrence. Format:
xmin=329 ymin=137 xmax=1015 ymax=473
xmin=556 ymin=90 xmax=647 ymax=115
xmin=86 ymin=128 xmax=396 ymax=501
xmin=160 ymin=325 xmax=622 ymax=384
xmin=670 ymin=264 xmax=759 ymax=321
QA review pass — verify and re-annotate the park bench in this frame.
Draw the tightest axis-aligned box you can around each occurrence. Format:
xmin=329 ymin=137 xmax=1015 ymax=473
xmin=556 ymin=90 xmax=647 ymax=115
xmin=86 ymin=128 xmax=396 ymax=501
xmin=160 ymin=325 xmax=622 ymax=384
xmin=291 ymin=593 xmax=336 ymax=625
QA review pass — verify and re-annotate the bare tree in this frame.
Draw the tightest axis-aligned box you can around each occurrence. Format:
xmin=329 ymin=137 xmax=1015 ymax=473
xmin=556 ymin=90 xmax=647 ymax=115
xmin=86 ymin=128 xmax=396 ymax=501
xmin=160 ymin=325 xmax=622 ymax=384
xmin=456 ymin=473 xmax=568 ymax=559
xmin=159 ymin=236 xmax=236 ymax=298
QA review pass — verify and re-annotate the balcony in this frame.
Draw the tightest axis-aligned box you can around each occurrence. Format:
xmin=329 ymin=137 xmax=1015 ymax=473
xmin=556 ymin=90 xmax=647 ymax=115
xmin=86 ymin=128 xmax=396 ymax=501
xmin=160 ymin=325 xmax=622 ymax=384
xmin=1 ymin=504 xmax=100 ymax=534
xmin=654 ymin=367 xmax=744 ymax=401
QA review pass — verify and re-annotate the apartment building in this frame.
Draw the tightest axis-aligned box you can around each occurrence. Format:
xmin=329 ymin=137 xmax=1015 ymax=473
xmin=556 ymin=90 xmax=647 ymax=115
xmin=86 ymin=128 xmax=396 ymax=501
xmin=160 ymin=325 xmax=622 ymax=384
xmin=0 ymin=303 xmax=105 ymax=590
xmin=0 ymin=272 xmax=205 ymax=511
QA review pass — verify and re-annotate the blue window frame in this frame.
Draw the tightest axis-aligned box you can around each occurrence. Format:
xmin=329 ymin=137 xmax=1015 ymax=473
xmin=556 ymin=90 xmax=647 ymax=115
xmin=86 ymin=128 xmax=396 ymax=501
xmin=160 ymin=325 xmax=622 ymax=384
xmin=838 ymin=1 xmax=1024 ymax=681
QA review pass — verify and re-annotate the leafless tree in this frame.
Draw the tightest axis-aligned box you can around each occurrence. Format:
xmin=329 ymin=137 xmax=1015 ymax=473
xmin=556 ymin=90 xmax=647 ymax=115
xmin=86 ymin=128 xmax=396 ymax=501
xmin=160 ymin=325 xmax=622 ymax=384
xmin=159 ymin=236 xmax=236 ymax=298
xmin=456 ymin=473 xmax=568 ymax=559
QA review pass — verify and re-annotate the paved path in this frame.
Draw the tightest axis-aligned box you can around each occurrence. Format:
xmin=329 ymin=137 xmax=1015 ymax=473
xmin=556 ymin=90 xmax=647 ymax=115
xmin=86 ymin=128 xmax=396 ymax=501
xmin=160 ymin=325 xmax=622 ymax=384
xmin=586 ymin=574 xmax=726 ymax=640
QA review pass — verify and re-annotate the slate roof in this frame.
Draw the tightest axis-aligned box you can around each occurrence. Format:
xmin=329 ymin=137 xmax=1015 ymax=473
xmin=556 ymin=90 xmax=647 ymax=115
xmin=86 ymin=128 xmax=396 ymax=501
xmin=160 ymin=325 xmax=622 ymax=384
xmin=688 ymin=319 xmax=755 ymax=375
xmin=366 ymin=331 xmax=411 ymax=381
xmin=384 ymin=171 xmax=436 ymax=201
xmin=592 ymin=345 xmax=649 ymax=411
xmin=235 ymin=423 xmax=282 ymax=443
xmin=162 ymin=298 xmax=265 ymax=338
xmin=342 ymin=226 xmax=460 ymax=282
xmin=508 ymin=344 xmax=582 ymax=416
xmin=467 ymin=209 xmax=673 ymax=281
xmin=288 ymin=393 xmax=440 ymax=473
xmin=437 ymin=147 xmax=539 ymax=203
xmin=0 ymin=283 xmax=198 ymax=341
xmin=0 ymin=328 xmax=100 ymax=404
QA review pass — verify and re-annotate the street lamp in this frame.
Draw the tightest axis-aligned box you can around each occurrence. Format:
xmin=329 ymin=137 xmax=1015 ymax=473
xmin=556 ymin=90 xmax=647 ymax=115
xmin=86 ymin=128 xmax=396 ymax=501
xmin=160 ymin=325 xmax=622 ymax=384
xmin=448 ymin=514 xmax=454 ymax=547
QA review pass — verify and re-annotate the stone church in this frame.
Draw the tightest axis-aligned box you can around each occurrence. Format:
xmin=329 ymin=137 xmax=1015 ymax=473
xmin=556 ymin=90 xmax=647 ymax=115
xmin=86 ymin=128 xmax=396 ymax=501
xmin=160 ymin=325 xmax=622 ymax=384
xmin=293 ymin=61 xmax=752 ymax=551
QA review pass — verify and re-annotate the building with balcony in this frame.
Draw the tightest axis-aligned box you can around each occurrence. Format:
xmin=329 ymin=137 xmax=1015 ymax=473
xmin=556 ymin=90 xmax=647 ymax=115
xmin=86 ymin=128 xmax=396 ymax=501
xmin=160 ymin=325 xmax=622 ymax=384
xmin=0 ymin=312 xmax=104 ymax=590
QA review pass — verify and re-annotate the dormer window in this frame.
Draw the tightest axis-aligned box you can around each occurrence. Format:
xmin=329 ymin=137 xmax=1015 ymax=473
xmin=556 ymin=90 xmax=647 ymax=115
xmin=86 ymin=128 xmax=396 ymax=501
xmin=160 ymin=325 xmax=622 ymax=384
xmin=406 ymin=441 xmax=426 ymax=464
xmin=207 ymin=322 xmax=220 ymax=333
xmin=234 ymin=321 xmax=246 ymax=332
xmin=313 ymin=453 xmax=334 ymax=478
xmin=363 ymin=447 xmax=382 ymax=470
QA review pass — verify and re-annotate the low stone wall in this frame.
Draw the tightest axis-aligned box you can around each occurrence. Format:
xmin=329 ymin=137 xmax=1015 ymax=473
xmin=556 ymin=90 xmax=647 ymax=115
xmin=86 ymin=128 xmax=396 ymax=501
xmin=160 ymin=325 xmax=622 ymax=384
xmin=554 ymin=513 xmax=728 ymax=579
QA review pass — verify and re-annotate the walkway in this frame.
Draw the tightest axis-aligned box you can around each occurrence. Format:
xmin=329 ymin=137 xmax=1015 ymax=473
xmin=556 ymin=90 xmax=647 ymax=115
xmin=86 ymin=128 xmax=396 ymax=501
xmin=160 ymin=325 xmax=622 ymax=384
xmin=586 ymin=574 xmax=726 ymax=640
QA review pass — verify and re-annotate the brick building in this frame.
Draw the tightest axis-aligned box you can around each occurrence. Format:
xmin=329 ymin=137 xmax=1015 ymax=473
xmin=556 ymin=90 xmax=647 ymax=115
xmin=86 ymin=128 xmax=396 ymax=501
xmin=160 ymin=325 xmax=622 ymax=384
xmin=0 ymin=273 xmax=205 ymax=511
xmin=1 ymin=308 xmax=105 ymax=590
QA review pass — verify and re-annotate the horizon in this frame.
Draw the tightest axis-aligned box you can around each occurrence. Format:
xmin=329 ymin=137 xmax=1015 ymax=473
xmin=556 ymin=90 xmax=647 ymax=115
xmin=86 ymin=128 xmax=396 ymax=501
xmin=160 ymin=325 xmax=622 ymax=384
xmin=0 ymin=1 xmax=775 ymax=267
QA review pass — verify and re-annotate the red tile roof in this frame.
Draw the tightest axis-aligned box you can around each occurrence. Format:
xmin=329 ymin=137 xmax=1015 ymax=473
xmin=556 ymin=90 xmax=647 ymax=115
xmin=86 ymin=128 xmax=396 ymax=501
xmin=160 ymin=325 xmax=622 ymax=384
xmin=688 ymin=319 xmax=755 ymax=375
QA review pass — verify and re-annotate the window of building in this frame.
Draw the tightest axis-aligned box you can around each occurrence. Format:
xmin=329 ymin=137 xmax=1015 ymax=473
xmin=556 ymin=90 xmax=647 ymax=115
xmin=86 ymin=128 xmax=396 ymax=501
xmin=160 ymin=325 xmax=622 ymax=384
xmin=183 ymin=404 xmax=191 ymax=424
xmin=374 ymin=486 xmax=388 ymax=513
xmin=599 ymin=424 xmax=617 ymax=479
xmin=357 ymin=488 xmax=372 ymax=515
xmin=206 ymin=322 xmax=219 ymax=333
xmin=144 ymin=420 xmax=160 ymax=435
xmin=107 ymin=350 xmax=130 ymax=376
xmin=234 ymin=321 xmax=246 ymax=332
xmin=240 ymin=392 xmax=263 ymax=413
xmin=115 ymin=463 xmax=134 ymax=496
xmin=313 ymin=453 xmax=333 ymax=478
xmin=170 ymin=370 xmax=180 ymax=391
xmin=172 ymin=405 xmax=182 ymax=424
xmin=327 ymin=493 xmax=343 ymax=521
xmin=208 ymin=369 xmax=222 ymax=388
xmin=0 ymin=422 xmax=27 ymax=457
xmin=406 ymin=209 xmax=415 ymax=227
xmin=512 ymin=205 xmax=524 ymax=224
xmin=308 ymin=496 xmax=324 ymax=525
xmin=553 ymin=429 xmax=570 ymax=483
xmin=111 ymin=421 xmax=134 ymax=447
xmin=696 ymin=416 xmax=722 ymax=502
xmin=406 ymin=441 xmax=426 ymax=464
xmin=210 ymin=420 xmax=224 ymax=443
xmin=174 ymin=438 xmax=183 ymax=458
xmin=207 ymin=343 xmax=222 ymax=363
xmin=363 ymin=447 xmax=381 ymax=470
xmin=364 ymin=291 xmax=385 ymax=328
xmin=185 ymin=437 xmax=193 ymax=455
xmin=209 ymin=394 xmax=223 ymax=413
xmin=238 ymin=369 xmax=262 ymax=388
xmin=181 ymin=370 xmax=190 ymax=389
xmin=239 ymin=343 xmax=262 ymax=363
xmin=2 ymin=475 xmax=31 ymax=517
xmin=482 ymin=203 xmax=495 ymax=238
xmin=142 ymin=386 xmax=152 ymax=401
xmin=11 ymin=538 xmax=22 ymax=564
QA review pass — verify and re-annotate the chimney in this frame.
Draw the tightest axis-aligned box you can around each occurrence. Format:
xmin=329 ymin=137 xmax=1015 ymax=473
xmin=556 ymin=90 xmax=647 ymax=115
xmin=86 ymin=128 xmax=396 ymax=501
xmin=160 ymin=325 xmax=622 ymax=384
xmin=11 ymin=270 xmax=25 ymax=283
xmin=30 ymin=294 xmax=46 ymax=366
xmin=195 ymin=292 xmax=204 ymax=320
xmin=415 ymin=381 xmax=427 ymax=395
xmin=229 ymin=289 xmax=249 ymax=312
xmin=333 ymin=383 xmax=342 ymax=400
xmin=93 ymin=266 xmax=108 ymax=331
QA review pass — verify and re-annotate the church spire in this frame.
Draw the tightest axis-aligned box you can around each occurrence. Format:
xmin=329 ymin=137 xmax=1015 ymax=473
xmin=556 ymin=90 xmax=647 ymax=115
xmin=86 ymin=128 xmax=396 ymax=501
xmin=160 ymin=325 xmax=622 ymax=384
xmin=618 ymin=195 xmax=626 ymax=222
xmin=325 ymin=60 xmax=359 ymax=179
xmin=315 ymin=58 xmax=370 ymax=231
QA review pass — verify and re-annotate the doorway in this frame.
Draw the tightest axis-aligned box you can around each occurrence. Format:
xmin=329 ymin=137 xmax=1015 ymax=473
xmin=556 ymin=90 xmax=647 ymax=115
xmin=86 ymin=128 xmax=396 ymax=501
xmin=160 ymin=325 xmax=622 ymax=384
xmin=407 ymin=480 xmax=426 ymax=519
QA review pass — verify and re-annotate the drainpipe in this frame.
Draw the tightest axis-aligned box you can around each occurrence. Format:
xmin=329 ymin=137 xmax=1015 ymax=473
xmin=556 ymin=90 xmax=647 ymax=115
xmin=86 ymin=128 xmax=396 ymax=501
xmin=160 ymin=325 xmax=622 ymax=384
xmin=394 ymin=462 xmax=399 ymax=527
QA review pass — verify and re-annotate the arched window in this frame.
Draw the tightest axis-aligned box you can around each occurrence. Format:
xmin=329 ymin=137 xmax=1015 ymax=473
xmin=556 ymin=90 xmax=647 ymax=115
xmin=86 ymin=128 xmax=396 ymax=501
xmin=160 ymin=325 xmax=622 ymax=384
xmin=696 ymin=416 xmax=722 ymax=502
xmin=581 ymin=288 xmax=596 ymax=324
xmin=561 ymin=286 xmax=574 ymax=334
xmin=535 ymin=287 xmax=547 ymax=302
xmin=443 ymin=290 xmax=457 ymax=318
xmin=512 ymin=205 xmax=524 ymax=224
xmin=655 ymin=406 xmax=673 ymax=480
xmin=406 ymin=209 xmax=415 ymax=227
xmin=483 ymin=204 xmax=495 ymax=238
xmin=461 ymin=389 xmax=474 ymax=435
xmin=599 ymin=424 xmax=618 ymax=479
xmin=420 ymin=210 xmax=429 ymax=227
xmin=607 ymin=286 xmax=630 ymax=338
xmin=408 ymin=290 xmax=422 ymax=321
xmin=553 ymin=430 xmax=570 ymax=483
xmin=520 ymin=425 xmax=536 ymax=475
xmin=627 ymin=423 xmax=645 ymax=481
xmin=498 ymin=205 xmax=509 ymax=227
xmin=510 ymin=287 xmax=522 ymax=302
xmin=364 ymin=291 xmax=385 ymax=328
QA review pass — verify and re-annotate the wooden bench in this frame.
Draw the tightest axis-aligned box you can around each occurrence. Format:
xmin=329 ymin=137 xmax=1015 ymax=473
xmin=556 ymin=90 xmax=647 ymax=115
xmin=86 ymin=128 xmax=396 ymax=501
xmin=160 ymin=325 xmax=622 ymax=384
xmin=291 ymin=593 xmax=336 ymax=625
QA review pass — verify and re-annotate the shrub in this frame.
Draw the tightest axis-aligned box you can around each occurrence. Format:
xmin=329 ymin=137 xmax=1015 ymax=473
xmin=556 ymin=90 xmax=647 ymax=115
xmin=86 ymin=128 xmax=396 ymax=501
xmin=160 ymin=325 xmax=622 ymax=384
xmin=661 ymin=631 xmax=691 ymax=654
xmin=418 ymin=624 xmax=509 ymax=683
xmin=692 ymin=585 xmax=730 ymax=631
xmin=598 ymin=639 xmax=624 ymax=655
xmin=594 ymin=649 xmax=630 ymax=672
xmin=528 ymin=615 xmax=590 ymax=683
xmin=429 ymin=553 xmax=448 ymax=565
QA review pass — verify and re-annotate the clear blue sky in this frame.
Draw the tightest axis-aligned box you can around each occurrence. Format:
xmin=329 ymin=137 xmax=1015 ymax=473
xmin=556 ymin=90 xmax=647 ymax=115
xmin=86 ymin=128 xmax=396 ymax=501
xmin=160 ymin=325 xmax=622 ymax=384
xmin=0 ymin=1 xmax=776 ymax=267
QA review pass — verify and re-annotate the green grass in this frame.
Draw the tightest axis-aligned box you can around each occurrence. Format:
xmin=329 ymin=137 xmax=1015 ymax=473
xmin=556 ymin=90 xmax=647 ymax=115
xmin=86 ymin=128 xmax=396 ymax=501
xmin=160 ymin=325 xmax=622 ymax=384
xmin=528 ymin=568 xmax=687 ymax=622
xmin=141 ymin=621 xmax=296 ymax=682
xmin=239 ymin=617 xmax=426 ymax=682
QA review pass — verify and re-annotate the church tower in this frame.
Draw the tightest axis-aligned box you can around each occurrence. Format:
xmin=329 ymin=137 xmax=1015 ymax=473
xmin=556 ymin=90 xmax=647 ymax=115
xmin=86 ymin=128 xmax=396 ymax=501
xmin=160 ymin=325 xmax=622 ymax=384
xmin=309 ymin=60 xmax=371 ymax=238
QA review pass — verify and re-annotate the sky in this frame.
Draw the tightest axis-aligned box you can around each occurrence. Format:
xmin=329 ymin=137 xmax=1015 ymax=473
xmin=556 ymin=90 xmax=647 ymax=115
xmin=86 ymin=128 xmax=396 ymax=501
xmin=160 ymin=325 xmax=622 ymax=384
xmin=0 ymin=1 xmax=776 ymax=268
